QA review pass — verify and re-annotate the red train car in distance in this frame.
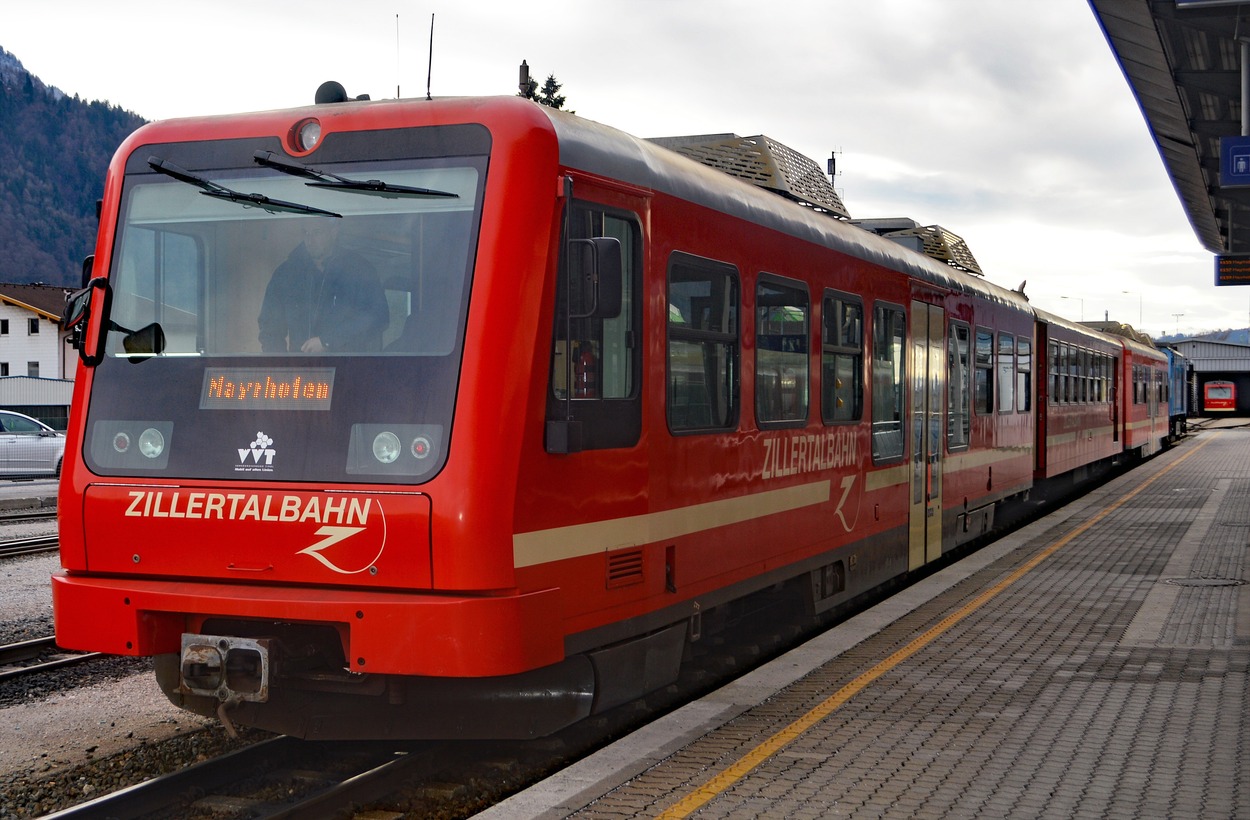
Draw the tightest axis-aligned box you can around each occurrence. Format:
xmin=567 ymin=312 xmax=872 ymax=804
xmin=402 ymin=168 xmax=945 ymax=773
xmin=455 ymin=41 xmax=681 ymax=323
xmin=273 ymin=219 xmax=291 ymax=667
xmin=1120 ymin=337 xmax=1169 ymax=458
xmin=52 ymin=90 xmax=1168 ymax=741
xmin=1034 ymin=310 xmax=1122 ymax=481
xmin=1204 ymin=380 xmax=1236 ymax=412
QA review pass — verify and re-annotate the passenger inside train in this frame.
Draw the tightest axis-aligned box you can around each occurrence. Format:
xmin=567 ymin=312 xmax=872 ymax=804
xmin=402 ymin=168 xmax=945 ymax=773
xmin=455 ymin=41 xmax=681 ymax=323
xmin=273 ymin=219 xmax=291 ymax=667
xmin=257 ymin=218 xmax=389 ymax=354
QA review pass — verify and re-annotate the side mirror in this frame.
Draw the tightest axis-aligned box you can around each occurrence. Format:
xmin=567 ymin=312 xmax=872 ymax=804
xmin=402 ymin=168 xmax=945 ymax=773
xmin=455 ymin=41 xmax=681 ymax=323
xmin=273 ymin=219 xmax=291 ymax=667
xmin=121 ymin=322 xmax=166 ymax=361
xmin=61 ymin=286 xmax=93 ymax=334
xmin=570 ymin=236 xmax=622 ymax=320
xmin=61 ymin=278 xmax=112 ymax=367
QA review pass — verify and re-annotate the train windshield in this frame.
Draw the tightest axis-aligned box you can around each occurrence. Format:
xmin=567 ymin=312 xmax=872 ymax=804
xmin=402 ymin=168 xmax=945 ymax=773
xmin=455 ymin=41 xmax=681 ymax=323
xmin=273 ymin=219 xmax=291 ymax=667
xmin=82 ymin=126 xmax=488 ymax=484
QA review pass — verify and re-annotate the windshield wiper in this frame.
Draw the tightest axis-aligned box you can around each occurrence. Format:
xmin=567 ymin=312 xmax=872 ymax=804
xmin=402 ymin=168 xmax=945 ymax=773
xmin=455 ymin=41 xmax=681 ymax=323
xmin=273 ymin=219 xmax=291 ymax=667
xmin=147 ymin=157 xmax=342 ymax=217
xmin=253 ymin=150 xmax=459 ymax=200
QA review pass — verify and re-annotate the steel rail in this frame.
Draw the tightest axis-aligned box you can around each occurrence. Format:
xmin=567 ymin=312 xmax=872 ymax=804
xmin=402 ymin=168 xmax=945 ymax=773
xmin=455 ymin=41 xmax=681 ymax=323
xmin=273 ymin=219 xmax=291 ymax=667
xmin=0 ymin=534 xmax=58 ymax=558
xmin=0 ymin=636 xmax=102 ymax=681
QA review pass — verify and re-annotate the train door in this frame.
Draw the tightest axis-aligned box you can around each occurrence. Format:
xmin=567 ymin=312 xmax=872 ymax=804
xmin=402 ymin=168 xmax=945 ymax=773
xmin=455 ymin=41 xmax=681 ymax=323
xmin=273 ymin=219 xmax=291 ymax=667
xmin=908 ymin=301 xmax=945 ymax=569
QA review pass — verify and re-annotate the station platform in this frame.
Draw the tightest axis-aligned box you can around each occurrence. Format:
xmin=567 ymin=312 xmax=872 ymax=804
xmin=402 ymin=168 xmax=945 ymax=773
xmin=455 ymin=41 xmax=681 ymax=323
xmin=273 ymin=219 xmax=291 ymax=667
xmin=481 ymin=428 xmax=1250 ymax=819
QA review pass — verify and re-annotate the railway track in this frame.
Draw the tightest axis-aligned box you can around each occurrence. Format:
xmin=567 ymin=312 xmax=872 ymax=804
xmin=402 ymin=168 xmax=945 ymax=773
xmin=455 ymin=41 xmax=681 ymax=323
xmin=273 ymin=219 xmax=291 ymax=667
xmin=0 ymin=533 xmax=58 ymax=558
xmin=0 ymin=635 xmax=102 ymax=681
xmin=42 ymin=735 xmax=474 ymax=819
xmin=0 ymin=507 xmax=57 ymax=523
xmin=21 ymin=579 xmax=873 ymax=818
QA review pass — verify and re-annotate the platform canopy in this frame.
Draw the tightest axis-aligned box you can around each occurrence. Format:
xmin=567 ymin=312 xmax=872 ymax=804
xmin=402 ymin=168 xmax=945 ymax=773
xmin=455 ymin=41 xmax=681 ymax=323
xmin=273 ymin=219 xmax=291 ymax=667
xmin=1090 ymin=0 xmax=1250 ymax=254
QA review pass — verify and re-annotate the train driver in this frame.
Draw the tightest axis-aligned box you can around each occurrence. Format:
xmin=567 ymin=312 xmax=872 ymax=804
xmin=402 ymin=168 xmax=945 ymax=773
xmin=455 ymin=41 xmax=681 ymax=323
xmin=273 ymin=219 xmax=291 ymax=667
xmin=257 ymin=219 xmax=389 ymax=354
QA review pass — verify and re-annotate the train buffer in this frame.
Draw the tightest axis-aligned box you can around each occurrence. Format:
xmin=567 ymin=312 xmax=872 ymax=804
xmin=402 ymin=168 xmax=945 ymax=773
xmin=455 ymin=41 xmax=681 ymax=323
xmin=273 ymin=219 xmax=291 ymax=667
xmin=484 ymin=427 xmax=1250 ymax=819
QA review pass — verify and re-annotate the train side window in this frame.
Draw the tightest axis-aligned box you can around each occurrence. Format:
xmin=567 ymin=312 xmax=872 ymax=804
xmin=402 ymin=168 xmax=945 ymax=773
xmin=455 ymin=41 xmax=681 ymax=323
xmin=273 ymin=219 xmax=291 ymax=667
xmin=1066 ymin=344 xmax=1078 ymax=403
xmin=1016 ymin=337 xmax=1032 ymax=412
xmin=667 ymin=253 xmax=740 ymax=433
xmin=756 ymin=275 xmax=809 ymax=427
xmin=871 ymin=303 xmax=905 ymax=462
xmin=997 ymin=333 xmax=1015 ymax=413
xmin=822 ymin=291 xmax=863 ymax=424
xmin=974 ymin=327 xmax=993 ymax=414
xmin=546 ymin=202 xmax=642 ymax=453
xmin=1073 ymin=348 xmax=1080 ymax=402
xmin=1081 ymin=349 xmax=1092 ymax=403
xmin=948 ymin=321 xmax=971 ymax=449
xmin=1048 ymin=341 xmax=1060 ymax=405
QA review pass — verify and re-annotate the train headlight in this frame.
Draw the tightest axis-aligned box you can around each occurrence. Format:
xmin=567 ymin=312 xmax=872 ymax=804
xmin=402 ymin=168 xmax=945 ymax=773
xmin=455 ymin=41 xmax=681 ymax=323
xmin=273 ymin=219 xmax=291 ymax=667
xmin=372 ymin=431 xmax=401 ymax=464
xmin=293 ymin=118 xmax=322 ymax=152
xmin=90 ymin=420 xmax=174 ymax=470
xmin=347 ymin=423 xmax=443 ymax=478
xmin=138 ymin=428 xmax=165 ymax=459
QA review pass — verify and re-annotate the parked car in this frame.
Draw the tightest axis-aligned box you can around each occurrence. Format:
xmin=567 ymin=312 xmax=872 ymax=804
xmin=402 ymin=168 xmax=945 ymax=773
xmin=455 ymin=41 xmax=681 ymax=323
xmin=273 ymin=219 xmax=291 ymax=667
xmin=0 ymin=410 xmax=65 ymax=476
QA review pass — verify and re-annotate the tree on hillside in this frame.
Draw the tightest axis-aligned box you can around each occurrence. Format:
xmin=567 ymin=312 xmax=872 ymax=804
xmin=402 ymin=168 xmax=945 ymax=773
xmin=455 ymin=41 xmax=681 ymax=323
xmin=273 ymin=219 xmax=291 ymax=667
xmin=0 ymin=56 xmax=145 ymax=287
xmin=519 ymin=68 xmax=570 ymax=111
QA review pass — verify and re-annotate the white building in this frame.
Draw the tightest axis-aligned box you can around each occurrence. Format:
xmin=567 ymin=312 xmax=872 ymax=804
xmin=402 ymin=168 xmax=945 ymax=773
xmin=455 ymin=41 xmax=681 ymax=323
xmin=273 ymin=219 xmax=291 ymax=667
xmin=0 ymin=283 xmax=74 ymax=428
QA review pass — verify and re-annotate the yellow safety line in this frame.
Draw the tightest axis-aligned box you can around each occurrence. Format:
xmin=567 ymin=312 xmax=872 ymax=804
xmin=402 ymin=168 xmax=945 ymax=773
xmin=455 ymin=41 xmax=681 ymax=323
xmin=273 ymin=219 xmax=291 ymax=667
xmin=657 ymin=435 xmax=1214 ymax=818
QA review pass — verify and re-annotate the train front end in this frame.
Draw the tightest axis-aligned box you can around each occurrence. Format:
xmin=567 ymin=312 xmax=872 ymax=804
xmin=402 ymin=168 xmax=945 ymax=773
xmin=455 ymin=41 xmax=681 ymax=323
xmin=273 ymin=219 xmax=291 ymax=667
xmin=51 ymin=97 xmax=582 ymax=738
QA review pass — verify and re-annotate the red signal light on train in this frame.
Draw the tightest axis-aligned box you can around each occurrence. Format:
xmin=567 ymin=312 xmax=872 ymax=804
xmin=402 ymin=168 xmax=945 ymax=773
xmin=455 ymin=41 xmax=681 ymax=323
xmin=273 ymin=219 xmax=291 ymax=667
xmin=411 ymin=436 xmax=431 ymax=459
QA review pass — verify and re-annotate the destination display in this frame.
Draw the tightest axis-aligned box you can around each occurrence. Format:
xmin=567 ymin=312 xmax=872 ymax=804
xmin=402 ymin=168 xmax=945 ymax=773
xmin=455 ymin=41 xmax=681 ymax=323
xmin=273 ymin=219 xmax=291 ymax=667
xmin=1215 ymin=254 xmax=1250 ymax=286
xmin=200 ymin=367 xmax=335 ymax=410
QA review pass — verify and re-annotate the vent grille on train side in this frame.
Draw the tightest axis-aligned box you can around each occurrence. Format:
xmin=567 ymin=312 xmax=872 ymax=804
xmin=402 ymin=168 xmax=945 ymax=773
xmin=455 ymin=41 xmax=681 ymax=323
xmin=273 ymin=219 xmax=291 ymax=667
xmin=606 ymin=548 xmax=645 ymax=589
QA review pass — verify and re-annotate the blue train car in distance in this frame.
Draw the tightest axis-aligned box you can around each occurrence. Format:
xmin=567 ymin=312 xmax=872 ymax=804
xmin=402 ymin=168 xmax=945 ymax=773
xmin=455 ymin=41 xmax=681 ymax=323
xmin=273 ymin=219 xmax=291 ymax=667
xmin=1164 ymin=347 xmax=1191 ymax=441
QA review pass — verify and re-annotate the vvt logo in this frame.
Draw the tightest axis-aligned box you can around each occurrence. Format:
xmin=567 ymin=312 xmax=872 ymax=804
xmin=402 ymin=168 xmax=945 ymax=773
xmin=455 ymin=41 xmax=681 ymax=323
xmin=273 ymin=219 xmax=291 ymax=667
xmin=236 ymin=431 xmax=276 ymax=472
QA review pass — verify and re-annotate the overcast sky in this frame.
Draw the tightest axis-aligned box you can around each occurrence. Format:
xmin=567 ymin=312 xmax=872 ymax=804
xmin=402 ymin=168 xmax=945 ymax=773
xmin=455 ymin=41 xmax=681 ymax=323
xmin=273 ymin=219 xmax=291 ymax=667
xmin=2 ymin=0 xmax=1240 ymax=337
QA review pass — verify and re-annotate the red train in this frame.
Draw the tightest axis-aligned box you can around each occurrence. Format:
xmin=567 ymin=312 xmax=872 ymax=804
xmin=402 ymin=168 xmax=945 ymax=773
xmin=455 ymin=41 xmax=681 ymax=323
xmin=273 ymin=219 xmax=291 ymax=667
xmin=53 ymin=92 xmax=1170 ymax=739
xmin=1203 ymin=380 xmax=1236 ymax=412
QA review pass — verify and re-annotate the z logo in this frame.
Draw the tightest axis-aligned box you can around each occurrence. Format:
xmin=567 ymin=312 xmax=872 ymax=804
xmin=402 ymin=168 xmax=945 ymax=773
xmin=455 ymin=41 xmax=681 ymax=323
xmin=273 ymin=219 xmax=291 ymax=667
xmin=833 ymin=475 xmax=859 ymax=532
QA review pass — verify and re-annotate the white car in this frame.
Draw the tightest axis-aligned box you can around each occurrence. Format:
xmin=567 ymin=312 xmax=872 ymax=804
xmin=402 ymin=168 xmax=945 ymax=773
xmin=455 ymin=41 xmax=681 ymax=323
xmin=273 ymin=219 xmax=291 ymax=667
xmin=0 ymin=410 xmax=65 ymax=476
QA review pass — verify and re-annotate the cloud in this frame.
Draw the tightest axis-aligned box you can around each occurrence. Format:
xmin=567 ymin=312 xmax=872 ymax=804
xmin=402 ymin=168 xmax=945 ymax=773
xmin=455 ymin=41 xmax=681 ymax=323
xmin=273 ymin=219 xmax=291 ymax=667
xmin=0 ymin=0 xmax=1238 ymax=335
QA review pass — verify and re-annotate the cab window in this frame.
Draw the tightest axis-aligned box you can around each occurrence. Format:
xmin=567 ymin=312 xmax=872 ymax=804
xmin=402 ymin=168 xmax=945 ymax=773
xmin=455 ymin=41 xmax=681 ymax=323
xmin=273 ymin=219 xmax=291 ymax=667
xmin=546 ymin=202 xmax=642 ymax=452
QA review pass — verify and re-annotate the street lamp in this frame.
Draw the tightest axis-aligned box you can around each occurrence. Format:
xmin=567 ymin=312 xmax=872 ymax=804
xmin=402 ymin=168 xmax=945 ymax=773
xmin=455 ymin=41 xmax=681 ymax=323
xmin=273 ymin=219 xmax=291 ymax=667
xmin=1122 ymin=290 xmax=1143 ymax=326
xmin=1060 ymin=296 xmax=1085 ymax=321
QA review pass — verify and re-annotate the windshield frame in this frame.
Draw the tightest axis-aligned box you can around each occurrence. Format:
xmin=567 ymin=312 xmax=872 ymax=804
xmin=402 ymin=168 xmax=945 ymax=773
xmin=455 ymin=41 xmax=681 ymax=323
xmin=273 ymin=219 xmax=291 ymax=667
xmin=81 ymin=123 xmax=491 ymax=485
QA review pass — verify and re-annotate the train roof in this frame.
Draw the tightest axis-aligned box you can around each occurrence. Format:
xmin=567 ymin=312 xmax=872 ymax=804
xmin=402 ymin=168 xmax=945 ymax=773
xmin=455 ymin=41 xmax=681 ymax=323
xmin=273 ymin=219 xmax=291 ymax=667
xmin=1034 ymin=307 xmax=1123 ymax=346
xmin=1034 ymin=306 xmax=1165 ymax=359
xmin=536 ymin=100 xmax=1029 ymax=314
xmin=122 ymin=94 xmax=1035 ymax=318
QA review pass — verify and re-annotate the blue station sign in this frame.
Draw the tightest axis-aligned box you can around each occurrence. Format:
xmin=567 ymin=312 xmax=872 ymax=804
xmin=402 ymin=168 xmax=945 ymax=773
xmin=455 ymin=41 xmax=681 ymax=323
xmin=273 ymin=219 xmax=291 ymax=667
xmin=1220 ymin=136 xmax=1250 ymax=187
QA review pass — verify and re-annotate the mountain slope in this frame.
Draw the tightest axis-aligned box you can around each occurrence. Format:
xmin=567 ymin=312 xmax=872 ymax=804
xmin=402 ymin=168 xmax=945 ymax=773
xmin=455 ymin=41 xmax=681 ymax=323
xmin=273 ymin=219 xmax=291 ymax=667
xmin=0 ymin=47 xmax=146 ymax=288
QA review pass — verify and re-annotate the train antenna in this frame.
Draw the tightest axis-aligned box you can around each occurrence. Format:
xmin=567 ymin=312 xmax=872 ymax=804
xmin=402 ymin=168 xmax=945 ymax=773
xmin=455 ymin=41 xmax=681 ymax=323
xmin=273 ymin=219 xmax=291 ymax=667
xmin=426 ymin=13 xmax=435 ymax=100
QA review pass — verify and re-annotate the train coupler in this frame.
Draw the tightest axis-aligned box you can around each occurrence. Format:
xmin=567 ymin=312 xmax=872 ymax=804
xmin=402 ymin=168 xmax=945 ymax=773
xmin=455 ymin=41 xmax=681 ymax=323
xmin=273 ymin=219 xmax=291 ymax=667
xmin=178 ymin=634 xmax=273 ymax=706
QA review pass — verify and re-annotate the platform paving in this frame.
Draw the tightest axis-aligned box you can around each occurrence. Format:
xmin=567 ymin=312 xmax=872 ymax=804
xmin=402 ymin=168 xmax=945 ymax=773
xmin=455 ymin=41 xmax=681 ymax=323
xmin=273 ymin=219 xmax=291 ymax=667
xmin=483 ymin=428 xmax=1249 ymax=819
